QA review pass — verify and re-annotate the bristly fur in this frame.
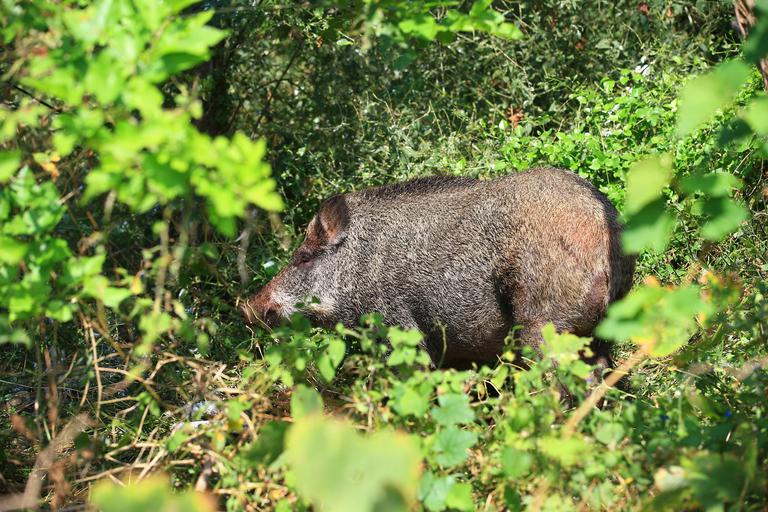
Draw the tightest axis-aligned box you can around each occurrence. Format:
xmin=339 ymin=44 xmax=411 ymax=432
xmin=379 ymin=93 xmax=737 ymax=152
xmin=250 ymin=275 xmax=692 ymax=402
xmin=243 ymin=167 xmax=636 ymax=371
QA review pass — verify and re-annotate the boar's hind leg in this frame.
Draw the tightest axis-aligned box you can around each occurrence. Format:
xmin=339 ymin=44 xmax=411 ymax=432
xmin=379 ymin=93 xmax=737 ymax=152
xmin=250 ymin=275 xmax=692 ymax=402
xmin=512 ymin=322 xmax=574 ymax=406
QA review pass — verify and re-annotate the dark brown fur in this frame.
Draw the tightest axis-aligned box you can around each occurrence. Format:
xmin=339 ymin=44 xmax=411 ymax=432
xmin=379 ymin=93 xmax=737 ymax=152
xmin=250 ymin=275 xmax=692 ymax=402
xmin=242 ymin=168 xmax=635 ymax=370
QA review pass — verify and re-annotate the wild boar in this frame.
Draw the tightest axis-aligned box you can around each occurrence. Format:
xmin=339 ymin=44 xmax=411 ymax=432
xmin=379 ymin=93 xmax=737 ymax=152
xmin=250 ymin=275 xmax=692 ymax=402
xmin=241 ymin=167 xmax=635 ymax=369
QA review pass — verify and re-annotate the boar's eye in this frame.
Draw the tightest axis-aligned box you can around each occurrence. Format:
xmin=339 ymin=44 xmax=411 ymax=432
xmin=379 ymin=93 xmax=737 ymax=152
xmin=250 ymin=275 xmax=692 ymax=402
xmin=295 ymin=249 xmax=315 ymax=266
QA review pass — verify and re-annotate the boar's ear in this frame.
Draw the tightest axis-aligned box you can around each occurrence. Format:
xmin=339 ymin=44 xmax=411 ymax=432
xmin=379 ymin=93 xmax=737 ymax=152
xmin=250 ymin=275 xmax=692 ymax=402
xmin=310 ymin=195 xmax=349 ymax=247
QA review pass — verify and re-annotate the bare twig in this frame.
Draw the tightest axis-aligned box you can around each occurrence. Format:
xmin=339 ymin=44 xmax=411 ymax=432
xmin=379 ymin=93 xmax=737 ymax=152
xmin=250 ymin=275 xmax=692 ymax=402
xmin=0 ymin=414 xmax=91 ymax=512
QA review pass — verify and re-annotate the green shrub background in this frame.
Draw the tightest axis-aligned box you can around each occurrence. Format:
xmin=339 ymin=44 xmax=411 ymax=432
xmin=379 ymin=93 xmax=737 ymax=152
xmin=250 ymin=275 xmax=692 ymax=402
xmin=1 ymin=1 xmax=767 ymax=511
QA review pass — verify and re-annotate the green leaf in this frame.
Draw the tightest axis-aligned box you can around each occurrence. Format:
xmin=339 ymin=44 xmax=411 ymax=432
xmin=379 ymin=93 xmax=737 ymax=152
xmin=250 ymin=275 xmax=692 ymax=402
xmin=0 ymin=235 xmax=28 ymax=264
xmin=84 ymin=51 xmax=124 ymax=104
xmin=621 ymin=199 xmax=677 ymax=254
xmin=317 ymin=337 xmax=346 ymax=383
xmin=398 ymin=15 xmax=441 ymax=41
xmin=501 ymin=447 xmax=534 ymax=478
xmin=540 ymin=323 xmax=592 ymax=370
xmin=166 ymin=428 xmax=191 ymax=453
xmin=698 ymin=197 xmax=749 ymax=241
xmin=624 ymin=156 xmax=673 ymax=214
xmin=596 ymin=283 xmax=711 ymax=357
xmin=595 ymin=422 xmax=625 ymax=447
xmin=431 ymin=393 xmax=474 ymax=426
xmin=45 ymin=300 xmax=73 ymax=322
xmin=432 ymin=426 xmax=477 ymax=467
xmin=392 ymin=381 xmax=431 ymax=418
xmin=286 ymin=416 xmax=421 ymax=512
xmin=388 ymin=326 xmax=423 ymax=347
xmin=679 ymin=172 xmax=742 ymax=197
xmin=91 ymin=475 xmax=213 ymax=512
xmin=0 ymin=327 xmax=31 ymax=347
xmin=445 ymin=482 xmax=474 ymax=511
xmin=62 ymin=0 xmax=116 ymax=45
xmin=538 ymin=436 xmax=589 ymax=467
xmin=0 ymin=150 xmax=21 ymax=182
xmin=743 ymin=96 xmax=768 ymax=135
xmin=244 ymin=421 xmax=290 ymax=467
xmin=676 ymin=60 xmax=752 ymax=137
xmin=418 ymin=472 xmax=455 ymax=512
xmin=290 ymin=385 xmax=323 ymax=420
xmin=743 ymin=12 xmax=768 ymax=63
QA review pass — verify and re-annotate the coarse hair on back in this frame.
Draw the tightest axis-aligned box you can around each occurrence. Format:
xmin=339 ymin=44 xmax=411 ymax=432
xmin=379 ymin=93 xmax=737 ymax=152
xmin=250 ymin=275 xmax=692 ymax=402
xmin=356 ymin=175 xmax=479 ymax=201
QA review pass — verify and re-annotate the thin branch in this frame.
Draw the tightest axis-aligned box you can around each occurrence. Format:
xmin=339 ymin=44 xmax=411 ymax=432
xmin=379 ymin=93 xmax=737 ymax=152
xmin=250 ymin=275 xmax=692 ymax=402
xmin=11 ymin=84 xmax=61 ymax=112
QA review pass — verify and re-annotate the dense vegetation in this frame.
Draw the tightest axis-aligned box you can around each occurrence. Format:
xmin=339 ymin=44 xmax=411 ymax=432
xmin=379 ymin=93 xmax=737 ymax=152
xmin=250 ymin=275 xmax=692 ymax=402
xmin=1 ymin=1 xmax=767 ymax=510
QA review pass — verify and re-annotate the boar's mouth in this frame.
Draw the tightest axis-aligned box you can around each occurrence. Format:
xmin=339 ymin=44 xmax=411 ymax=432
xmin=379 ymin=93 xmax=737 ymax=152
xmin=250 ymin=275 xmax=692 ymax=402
xmin=239 ymin=296 xmax=283 ymax=330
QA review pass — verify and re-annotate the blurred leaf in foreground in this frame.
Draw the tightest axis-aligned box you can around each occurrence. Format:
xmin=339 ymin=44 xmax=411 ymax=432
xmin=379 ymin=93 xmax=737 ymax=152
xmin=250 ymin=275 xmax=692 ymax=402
xmin=676 ymin=60 xmax=751 ymax=137
xmin=91 ymin=474 xmax=214 ymax=512
xmin=596 ymin=279 xmax=712 ymax=357
xmin=286 ymin=415 xmax=422 ymax=512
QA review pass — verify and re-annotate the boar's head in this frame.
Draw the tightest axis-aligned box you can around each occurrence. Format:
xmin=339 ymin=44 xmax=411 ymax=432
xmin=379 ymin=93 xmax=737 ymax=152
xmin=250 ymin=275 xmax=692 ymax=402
xmin=240 ymin=195 xmax=351 ymax=329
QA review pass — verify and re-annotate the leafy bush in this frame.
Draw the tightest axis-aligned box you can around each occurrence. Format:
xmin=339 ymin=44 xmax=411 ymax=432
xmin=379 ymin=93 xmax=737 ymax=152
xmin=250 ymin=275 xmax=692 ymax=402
xmin=1 ymin=1 xmax=767 ymax=511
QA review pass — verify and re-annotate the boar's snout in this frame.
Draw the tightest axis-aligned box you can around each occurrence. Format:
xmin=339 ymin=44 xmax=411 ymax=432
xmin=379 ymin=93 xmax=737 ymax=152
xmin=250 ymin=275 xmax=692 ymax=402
xmin=240 ymin=287 xmax=282 ymax=329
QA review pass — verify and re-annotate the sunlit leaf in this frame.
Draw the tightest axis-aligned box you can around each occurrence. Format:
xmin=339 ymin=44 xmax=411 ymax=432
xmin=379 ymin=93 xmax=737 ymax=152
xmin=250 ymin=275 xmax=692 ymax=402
xmin=286 ymin=416 xmax=421 ymax=512
xmin=596 ymin=283 xmax=712 ymax=357
xmin=0 ymin=235 xmax=28 ymax=265
xmin=0 ymin=150 xmax=21 ymax=182
xmin=676 ymin=60 xmax=751 ymax=137
xmin=679 ymin=171 xmax=742 ymax=197
xmin=432 ymin=426 xmax=477 ymax=467
xmin=621 ymin=199 xmax=677 ymax=254
xmin=501 ymin=446 xmax=534 ymax=478
xmin=431 ymin=393 xmax=474 ymax=426
xmin=290 ymin=385 xmax=323 ymax=420
xmin=697 ymin=197 xmax=749 ymax=241
xmin=91 ymin=474 xmax=215 ymax=512
xmin=445 ymin=482 xmax=474 ymax=511
xmin=538 ymin=436 xmax=589 ymax=467
xmin=743 ymin=96 xmax=768 ymax=135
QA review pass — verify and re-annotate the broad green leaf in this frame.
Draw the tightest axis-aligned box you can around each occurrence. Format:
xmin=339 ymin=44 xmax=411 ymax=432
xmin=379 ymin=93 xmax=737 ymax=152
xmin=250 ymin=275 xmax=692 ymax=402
xmin=286 ymin=416 xmax=421 ymax=512
xmin=166 ymin=428 xmax=191 ymax=453
xmin=0 ymin=328 xmax=31 ymax=347
xmin=501 ymin=446 xmax=534 ymax=478
xmin=62 ymin=0 xmax=115 ymax=45
xmin=44 ymin=300 xmax=73 ymax=322
xmin=676 ymin=60 xmax=751 ymax=137
xmin=540 ymin=323 xmax=592 ymax=368
xmin=67 ymin=254 xmax=106 ymax=281
xmin=318 ymin=337 xmax=346 ymax=382
xmin=621 ymin=199 xmax=677 ymax=254
xmin=595 ymin=422 xmax=625 ymax=447
xmin=624 ymin=156 xmax=672 ymax=214
xmin=0 ymin=235 xmax=28 ymax=264
xmin=445 ymin=482 xmax=474 ymax=511
xmin=744 ymin=12 xmax=768 ymax=64
xmin=398 ymin=15 xmax=441 ymax=41
xmin=432 ymin=426 xmax=477 ymax=467
xmin=91 ymin=474 xmax=214 ymax=512
xmin=596 ymin=283 xmax=712 ymax=357
xmin=698 ymin=197 xmax=749 ymax=241
xmin=538 ymin=436 xmax=589 ymax=467
xmin=244 ymin=421 xmax=289 ymax=467
xmin=290 ymin=385 xmax=323 ymax=420
xmin=431 ymin=393 xmax=474 ymax=426
xmin=743 ymin=96 xmax=768 ymax=135
xmin=317 ymin=338 xmax=347 ymax=382
xmin=392 ymin=381 xmax=431 ymax=418
xmin=0 ymin=150 xmax=20 ymax=182
xmin=84 ymin=51 xmax=124 ymax=105
xmin=418 ymin=472 xmax=455 ymax=512
xmin=388 ymin=326 xmax=423 ymax=347
xmin=679 ymin=172 xmax=742 ymax=197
